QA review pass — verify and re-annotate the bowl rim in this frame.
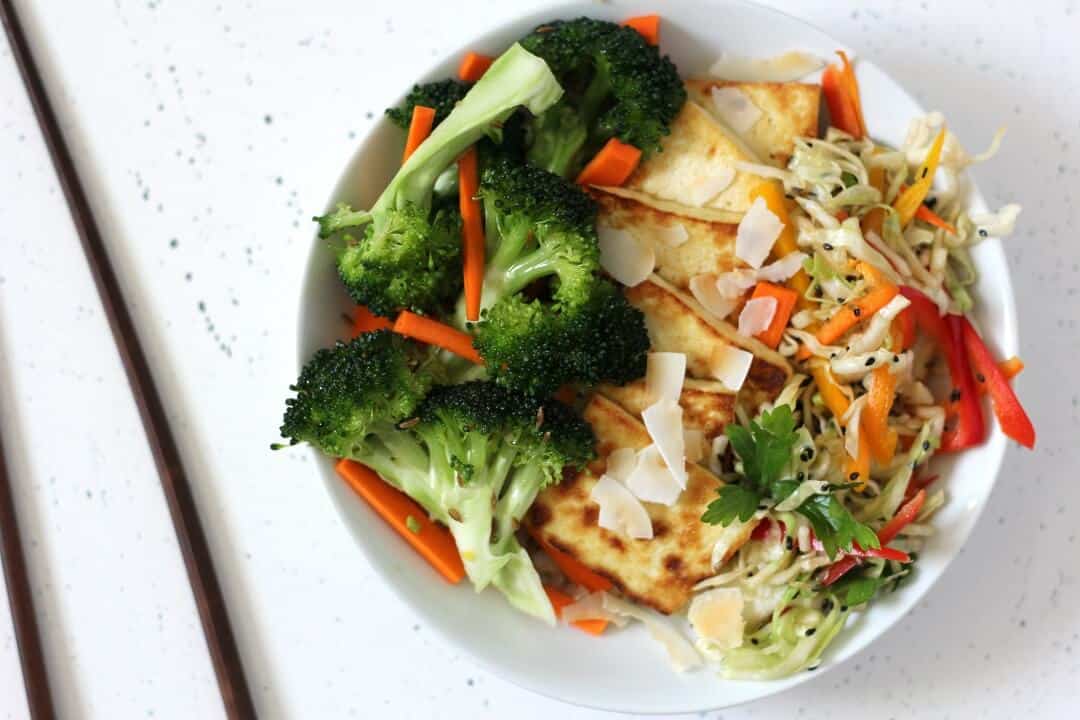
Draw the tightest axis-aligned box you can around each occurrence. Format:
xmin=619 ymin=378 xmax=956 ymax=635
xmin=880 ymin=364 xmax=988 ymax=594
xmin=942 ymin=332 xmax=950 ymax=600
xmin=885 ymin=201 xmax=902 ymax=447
xmin=295 ymin=0 xmax=1017 ymax=712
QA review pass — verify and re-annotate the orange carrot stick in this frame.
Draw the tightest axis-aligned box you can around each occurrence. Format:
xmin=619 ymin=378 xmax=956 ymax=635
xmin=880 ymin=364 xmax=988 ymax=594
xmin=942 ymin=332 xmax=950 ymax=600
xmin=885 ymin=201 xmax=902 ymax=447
xmin=622 ymin=14 xmax=660 ymax=45
xmin=458 ymin=147 xmax=485 ymax=322
xmin=844 ymin=426 xmax=871 ymax=489
xmin=336 ymin=459 xmax=465 ymax=584
xmin=750 ymin=282 xmax=798 ymax=349
xmin=864 ymin=366 xmax=898 ymax=464
xmin=457 ymin=51 xmax=493 ymax=82
xmin=544 ymin=586 xmax=607 ymax=635
xmin=528 ymin=527 xmax=612 ymax=593
xmin=809 ymin=262 xmax=898 ymax=350
xmin=351 ymin=305 xmax=394 ymax=337
xmin=836 ymin=51 xmax=866 ymax=138
xmin=914 ymin=203 xmax=957 ymax=234
xmin=576 ymin=138 xmax=642 ymax=187
xmin=822 ymin=64 xmax=862 ymax=138
xmin=402 ymin=105 xmax=436 ymax=163
xmin=392 ymin=311 xmax=483 ymax=364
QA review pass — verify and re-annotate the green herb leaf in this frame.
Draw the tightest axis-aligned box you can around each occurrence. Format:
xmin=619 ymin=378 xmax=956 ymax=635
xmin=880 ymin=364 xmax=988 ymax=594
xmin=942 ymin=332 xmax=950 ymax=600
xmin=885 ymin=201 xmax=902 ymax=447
xmin=796 ymin=494 xmax=879 ymax=558
xmin=725 ymin=405 xmax=800 ymax=494
xmin=702 ymin=484 xmax=762 ymax=526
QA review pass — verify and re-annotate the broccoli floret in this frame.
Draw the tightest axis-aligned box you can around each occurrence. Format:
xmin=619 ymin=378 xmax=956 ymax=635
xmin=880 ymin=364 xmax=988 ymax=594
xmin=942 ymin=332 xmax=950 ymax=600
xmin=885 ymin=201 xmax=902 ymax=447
xmin=385 ymin=79 xmax=472 ymax=129
xmin=314 ymin=44 xmax=565 ymax=316
xmin=460 ymin=154 xmax=650 ymax=396
xmin=519 ymin=17 xmax=686 ymax=177
xmin=411 ymin=381 xmax=593 ymax=620
xmin=279 ymin=331 xmax=434 ymax=459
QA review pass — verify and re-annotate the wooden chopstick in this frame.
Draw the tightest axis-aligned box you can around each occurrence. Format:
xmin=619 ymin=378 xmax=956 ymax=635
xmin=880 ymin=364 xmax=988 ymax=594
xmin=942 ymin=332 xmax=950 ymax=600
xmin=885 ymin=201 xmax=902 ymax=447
xmin=0 ymin=3 xmax=257 ymax=717
xmin=0 ymin=434 xmax=56 ymax=720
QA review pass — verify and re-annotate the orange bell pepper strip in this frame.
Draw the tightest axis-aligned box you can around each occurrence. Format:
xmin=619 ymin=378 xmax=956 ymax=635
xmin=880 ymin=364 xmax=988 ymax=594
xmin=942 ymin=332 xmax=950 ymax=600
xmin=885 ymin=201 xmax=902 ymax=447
xmin=863 ymin=366 xmax=899 ymax=464
xmin=336 ymin=459 xmax=465 ymax=584
xmin=576 ymin=138 xmax=642 ymax=187
xmin=749 ymin=181 xmax=810 ymax=306
xmin=810 ymin=363 xmax=851 ymax=424
xmin=894 ymin=128 xmax=946 ymax=227
xmin=544 ymin=586 xmax=607 ymax=635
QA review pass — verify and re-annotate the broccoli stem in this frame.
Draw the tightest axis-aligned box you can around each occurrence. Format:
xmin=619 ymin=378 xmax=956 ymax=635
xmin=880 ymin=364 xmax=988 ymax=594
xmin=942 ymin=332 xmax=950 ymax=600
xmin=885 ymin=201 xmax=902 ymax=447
xmin=489 ymin=463 xmax=555 ymax=624
xmin=578 ymin=63 xmax=612 ymax=126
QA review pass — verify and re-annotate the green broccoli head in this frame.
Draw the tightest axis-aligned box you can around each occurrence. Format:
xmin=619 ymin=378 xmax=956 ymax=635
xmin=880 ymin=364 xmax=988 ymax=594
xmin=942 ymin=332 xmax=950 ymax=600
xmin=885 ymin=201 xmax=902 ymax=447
xmin=385 ymin=79 xmax=472 ymax=129
xmin=279 ymin=331 xmax=433 ymax=457
xmin=314 ymin=44 xmax=564 ymax=317
xmin=473 ymin=278 xmax=649 ymax=397
xmin=519 ymin=17 xmax=686 ymax=176
xmin=334 ymin=203 xmax=463 ymax=317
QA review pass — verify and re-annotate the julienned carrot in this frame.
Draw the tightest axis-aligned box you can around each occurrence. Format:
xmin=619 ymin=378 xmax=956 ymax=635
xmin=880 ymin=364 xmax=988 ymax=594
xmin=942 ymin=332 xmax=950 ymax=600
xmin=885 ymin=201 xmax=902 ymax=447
xmin=622 ymin=14 xmax=660 ymax=45
xmin=749 ymin=181 xmax=811 ymax=306
xmin=844 ymin=426 xmax=870 ymax=489
xmin=864 ymin=366 xmax=898 ymax=464
xmin=457 ymin=51 xmax=494 ymax=82
xmin=999 ymin=356 xmax=1024 ymax=381
xmin=528 ymin=527 xmax=613 ymax=592
xmin=576 ymin=138 xmax=642 ymax=187
xmin=836 ymin=51 xmax=866 ymax=138
xmin=808 ymin=262 xmax=899 ymax=351
xmin=544 ymin=586 xmax=607 ymax=636
xmin=915 ymin=204 xmax=957 ymax=234
xmin=392 ymin=311 xmax=483 ymax=364
xmin=750 ymin=282 xmax=798 ymax=349
xmin=458 ymin=147 xmax=484 ymax=322
xmin=822 ymin=63 xmax=862 ymax=138
xmin=336 ymin=459 xmax=465 ymax=584
xmin=352 ymin=305 xmax=394 ymax=337
xmin=402 ymin=105 xmax=436 ymax=163
xmin=810 ymin=363 xmax=850 ymax=425
xmin=894 ymin=129 xmax=946 ymax=227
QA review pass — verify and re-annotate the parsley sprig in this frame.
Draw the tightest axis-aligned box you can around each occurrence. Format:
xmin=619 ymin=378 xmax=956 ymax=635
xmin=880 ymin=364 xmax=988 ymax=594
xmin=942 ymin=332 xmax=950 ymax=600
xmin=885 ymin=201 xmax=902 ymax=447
xmin=701 ymin=405 xmax=878 ymax=558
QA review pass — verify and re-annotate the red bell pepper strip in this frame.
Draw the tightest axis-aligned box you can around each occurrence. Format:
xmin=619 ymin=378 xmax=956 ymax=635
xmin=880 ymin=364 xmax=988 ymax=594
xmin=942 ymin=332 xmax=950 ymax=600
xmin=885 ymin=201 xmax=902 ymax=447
xmin=959 ymin=317 xmax=1036 ymax=448
xmin=821 ymin=490 xmax=925 ymax=587
xmin=899 ymin=287 xmax=986 ymax=452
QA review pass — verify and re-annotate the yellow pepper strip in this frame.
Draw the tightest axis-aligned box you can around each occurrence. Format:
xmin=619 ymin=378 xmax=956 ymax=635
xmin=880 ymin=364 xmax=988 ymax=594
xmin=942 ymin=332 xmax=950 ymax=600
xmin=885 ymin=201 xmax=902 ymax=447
xmin=810 ymin=362 xmax=851 ymax=424
xmin=864 ymin=366 xmax=898 ymax=465
xmin=844 ymin=427 xmax=871 ymax=489
xmin=750 ymin=181 xmax=810 ymax=307
xmin=894 ymin=128 xmax=946 ymax=227
xmin=860 ymin=164 xmax=887 ymax=238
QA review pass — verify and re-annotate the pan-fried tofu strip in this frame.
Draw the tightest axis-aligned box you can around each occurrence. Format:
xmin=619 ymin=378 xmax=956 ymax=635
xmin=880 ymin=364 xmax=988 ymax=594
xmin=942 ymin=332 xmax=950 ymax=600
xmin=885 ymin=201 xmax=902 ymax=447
xmin=527 ymin=395 xmax=755 ymax=614
xmin=600 ymin=378 xmax=735 ymax=446
xmin=624 ymin=274 xmax=790 ymax=409
xmin=686 ymin=80 xmax=821 ymax=167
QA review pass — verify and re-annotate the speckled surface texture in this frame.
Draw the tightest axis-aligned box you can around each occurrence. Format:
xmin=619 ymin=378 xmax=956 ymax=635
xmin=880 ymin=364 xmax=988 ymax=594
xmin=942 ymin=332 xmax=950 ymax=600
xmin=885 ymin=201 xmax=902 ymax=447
xmin=0 ymin=1 xmax=1077 ymax=718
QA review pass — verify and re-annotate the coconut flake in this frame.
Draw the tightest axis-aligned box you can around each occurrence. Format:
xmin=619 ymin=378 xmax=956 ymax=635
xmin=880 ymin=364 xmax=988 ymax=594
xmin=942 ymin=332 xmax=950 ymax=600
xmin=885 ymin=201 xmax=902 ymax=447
xmin=757 ymin=251 xmax=808 ymax=283
xmin=597 ymin=224 xmax=655 ymax=287
xmin=591 ymin=475 xmax=653 ymax=539
xmin=737 ymin=296 xmax=777 ymax=337
xmin=605 ymin=447 xmax=637 ymax=483
xmin=714 ymin=268 xmax=759 ymax=297
xmin=641 ymin=402 xmax=687 ymax=488
xmin=645 ymin=352 xmax=687 ymax=405
xmin=654 ymin=222 xmax=690 ymax=247
xmin=689 ymin=275 xmax=738 ymax=320
xmin=688 ymin=587 xmax=745 ymax=651
xmin=710 ymin=86 xmax=763 ymax=135
xmin=684 ymin=166 xmax=737 ymax=207
xmin=735 ymin=197 xmax=784 ymax=269
xmin=684 ymin=429 xmax=706 ymax=464
xmin=709 ymin=345 xmax=754 ymax=392
xmin=708 ymin=51 xmax=825 ymax=82
xmin=560 ymin=592 xmax=630 ymax=627
xmin=626 ymin=445 xmax=683 ymax=506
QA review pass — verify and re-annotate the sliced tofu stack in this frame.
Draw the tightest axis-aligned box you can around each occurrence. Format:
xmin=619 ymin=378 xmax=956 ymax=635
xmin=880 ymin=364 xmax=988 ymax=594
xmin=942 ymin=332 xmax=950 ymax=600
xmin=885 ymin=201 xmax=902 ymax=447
xmin=527 ymin=394 xmax=756 ymax=615
xmin=685 ymin=80 xmax=821 ymax=167
xmin=600 ymin=378 xmax=734 ymax=448
xmin=624 ymin=274 xmax=790 ymax=408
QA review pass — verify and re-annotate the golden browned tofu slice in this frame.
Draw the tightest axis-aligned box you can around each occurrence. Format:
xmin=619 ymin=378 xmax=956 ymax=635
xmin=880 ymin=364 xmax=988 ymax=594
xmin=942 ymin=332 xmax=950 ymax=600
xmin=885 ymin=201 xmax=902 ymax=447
xmin=527 ymin=395 xmax=755 ymax=614
xmin=621 ymin=100 xmax=762 ymax=213
xmin=624 ymin=274 xmax=791 ymax=408
xmin=600 ymin=378 xmax=734 ymax=444
xmin=592 ymin=188 xmax=738 ymax=291
xmin=685 ymin=80 xmax=821 ymax=167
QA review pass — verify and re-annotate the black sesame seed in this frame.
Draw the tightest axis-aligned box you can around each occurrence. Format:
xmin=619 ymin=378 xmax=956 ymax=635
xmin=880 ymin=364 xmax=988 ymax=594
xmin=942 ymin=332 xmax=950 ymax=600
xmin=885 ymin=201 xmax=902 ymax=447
xmin=837 ymin=297 xmax=847 ymax=303
xmin=801 ymin=447 xmax=814 ymax=462
xmin=922 ymin=440 xmax=931 ymax=451
xmin=747 ymin=571 xmax=755 ymax=577
xmin=830 ymin=352 xmax=838 ymax=359
xmin=849 ymin=471 xmax=860 ymax=481
xmin=925 ymin=197 xmax=938 ymax=209
xmin=840 ymin=605 xmax=849 ymax=612
xmin=978 ymin=228 xmax=989 ymax=237
xmin=845 ymin=275 xmax=857 ymax=282
xmin=823 ymin=243 xmax=835 ymax=251
xmin=806 ymin=628 xmax=817 ymax=637
xmin=920 ymin=167 xmax=929 ymax=178
xmin=757 ymin=504 xmax=768 ymax=511
xmin=822 ymin=599 xmax=835 ymax=613
xmin=950 ymin=388 xmax=962 ymax=402
xmin=751 ymin=638 xmax=760 ymax=645
xmin=853 ymin=306 xmax=862 ymax=317
xmin=975 ymin=372 xmax=986 ymax=383
xmin=801 ymin=376 xmax=813 ymax=388
xmin=865 ymin=357 xmax=876 ymax=366
xmin=797 ymin=471 xmax=806 ymax=481
xmin=893 ymin=355 xmax=900 ymax=363
xmin=807 ymin=664 xmax=819 ymax=672
xmin=786 ymin=536 xmax=795 ymax=550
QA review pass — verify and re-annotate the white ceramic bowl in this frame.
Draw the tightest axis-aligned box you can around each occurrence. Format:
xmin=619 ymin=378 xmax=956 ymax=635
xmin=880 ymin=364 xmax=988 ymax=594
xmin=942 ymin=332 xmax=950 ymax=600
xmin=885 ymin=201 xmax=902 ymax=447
xmin=297 ymin=0 xmax=1015 ymax=712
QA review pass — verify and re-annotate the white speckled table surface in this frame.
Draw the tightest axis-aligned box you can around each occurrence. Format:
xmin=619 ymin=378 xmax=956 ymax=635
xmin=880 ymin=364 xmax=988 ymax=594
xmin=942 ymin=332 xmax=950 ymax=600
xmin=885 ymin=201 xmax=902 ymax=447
xmin=0 ymin=0 xmax=1077 ymax=717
